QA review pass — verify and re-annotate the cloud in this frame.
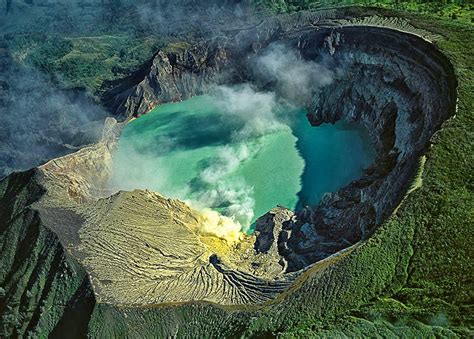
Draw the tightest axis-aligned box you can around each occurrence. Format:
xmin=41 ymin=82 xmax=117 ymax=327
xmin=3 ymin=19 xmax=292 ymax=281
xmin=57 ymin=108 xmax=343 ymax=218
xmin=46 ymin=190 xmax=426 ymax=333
xmin=189 ymin=144 xmax=257 ymax=228
xmin=198 ymin=144 xmax=252 ymax=184
xmin=254 ymin=43 xmax=334 ymax=104
xmin=182 ymin=84 xmax=287 ymax=229
xmin=0 ymin=65 xmax=108 ymax=178
xmin=212 ymin=84 xmax=284 ymax=138
xmin=136 ymin=0 xmax=250 ymax=37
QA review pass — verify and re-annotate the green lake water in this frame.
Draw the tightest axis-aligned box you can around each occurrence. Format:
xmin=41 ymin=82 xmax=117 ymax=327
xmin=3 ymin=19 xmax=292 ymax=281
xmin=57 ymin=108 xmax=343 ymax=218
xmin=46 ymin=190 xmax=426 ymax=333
xmin=111 ymin=95 xmax=375 ymax=231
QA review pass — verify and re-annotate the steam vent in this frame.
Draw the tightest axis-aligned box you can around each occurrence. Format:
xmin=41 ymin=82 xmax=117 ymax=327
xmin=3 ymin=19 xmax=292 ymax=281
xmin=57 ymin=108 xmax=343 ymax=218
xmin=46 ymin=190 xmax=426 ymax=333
xmin=1 ymin=2 xmax=472 ymax=338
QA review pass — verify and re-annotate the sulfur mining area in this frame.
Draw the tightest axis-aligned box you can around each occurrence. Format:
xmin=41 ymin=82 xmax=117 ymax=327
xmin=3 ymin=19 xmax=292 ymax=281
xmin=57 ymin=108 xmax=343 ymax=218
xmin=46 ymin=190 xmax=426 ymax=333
xmin=0 ymin=1 xmax=472 ymax=338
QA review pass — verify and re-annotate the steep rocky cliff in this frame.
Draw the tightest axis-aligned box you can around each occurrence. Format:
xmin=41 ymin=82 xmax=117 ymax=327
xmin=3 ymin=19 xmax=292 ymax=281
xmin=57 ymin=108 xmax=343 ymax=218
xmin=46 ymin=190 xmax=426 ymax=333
xmin=283 ymin=25 xmax=456 ymax=270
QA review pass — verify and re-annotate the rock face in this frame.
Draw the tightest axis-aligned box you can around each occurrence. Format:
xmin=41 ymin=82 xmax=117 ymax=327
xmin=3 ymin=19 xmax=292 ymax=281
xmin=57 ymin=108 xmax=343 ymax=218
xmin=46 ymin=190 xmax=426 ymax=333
xmin=104 ymin=45 xmax=233 ymax=118
xmin=254 ymin=207 xmax=294 ymax=273
xmin=0 ymin=8 xmax=458 ymax=338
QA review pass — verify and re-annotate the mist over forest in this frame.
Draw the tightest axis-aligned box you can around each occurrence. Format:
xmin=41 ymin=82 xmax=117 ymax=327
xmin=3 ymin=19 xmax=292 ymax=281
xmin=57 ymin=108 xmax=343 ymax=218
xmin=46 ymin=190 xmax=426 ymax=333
xmin=0 ymin=0 xmax=259 ymax=178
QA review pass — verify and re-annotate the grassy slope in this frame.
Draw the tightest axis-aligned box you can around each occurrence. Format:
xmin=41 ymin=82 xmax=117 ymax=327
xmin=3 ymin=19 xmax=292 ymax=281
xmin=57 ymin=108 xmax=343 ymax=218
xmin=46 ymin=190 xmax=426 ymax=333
xmin=4 ymin=33 xmax=163 ymax=96
xmin=254 ymin=0 xmax=473 ymax=25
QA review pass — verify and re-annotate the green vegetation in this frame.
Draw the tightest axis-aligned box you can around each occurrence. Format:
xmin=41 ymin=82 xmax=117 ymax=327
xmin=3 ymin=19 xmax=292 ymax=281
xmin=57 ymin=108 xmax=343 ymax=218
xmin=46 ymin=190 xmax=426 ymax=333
xmin=6 ymin=1 xmax=469 ymax=98
xmin=254 ymin=0 xmax=473 ymax=25
xmin=4 ymin=33 xmax=163 ymax=94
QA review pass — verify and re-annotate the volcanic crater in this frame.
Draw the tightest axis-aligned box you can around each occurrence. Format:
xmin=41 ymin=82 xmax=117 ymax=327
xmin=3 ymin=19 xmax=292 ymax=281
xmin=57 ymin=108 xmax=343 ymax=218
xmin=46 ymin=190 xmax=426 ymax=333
xmin=1 ymin=12 xmax=457 ymax=310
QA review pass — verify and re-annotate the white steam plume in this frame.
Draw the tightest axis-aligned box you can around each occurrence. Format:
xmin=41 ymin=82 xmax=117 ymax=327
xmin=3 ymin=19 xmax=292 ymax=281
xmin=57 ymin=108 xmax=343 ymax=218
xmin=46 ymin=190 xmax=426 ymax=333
xmin=0 ymin=66 xmax=107 ymax=178
xmin=255 ymin=43 xmax=334 ymax=103
xmin=109 ymin=44 xmax=335 ymax=241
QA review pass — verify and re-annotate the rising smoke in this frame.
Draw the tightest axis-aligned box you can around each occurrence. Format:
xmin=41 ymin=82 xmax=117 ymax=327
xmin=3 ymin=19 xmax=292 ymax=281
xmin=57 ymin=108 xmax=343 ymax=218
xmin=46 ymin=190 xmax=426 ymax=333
xmin=109 ymin=84 xmax=281 ymax=235
xmin=109 ymin=43 xmax=335 ymax=240
xmin=253 ymin=43 xmax=335 ymax=104
xmin=0 ymin=65 xmax=108 ymax=178
xmin=184 ymin=84 xmax=286 ymax=230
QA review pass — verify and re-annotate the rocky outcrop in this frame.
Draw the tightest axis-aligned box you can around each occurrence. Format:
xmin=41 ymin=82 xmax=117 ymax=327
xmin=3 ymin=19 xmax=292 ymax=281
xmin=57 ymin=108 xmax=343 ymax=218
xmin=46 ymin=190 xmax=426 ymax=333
xmin=254 ymin=208 xmax=293 ymax=255
xmin=104 ymin=44 xmax=233 ymax=118
xmin=253 ymin=207 xmax=294 ymax=274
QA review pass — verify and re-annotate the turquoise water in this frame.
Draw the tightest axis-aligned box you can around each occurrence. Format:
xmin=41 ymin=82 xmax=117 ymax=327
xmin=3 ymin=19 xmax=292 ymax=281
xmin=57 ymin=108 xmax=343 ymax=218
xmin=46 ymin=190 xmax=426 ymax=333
xmin=292 ymin=118 xmax=375 ymax=210
xmin=111 ymin=95 xmax=375 ymax=231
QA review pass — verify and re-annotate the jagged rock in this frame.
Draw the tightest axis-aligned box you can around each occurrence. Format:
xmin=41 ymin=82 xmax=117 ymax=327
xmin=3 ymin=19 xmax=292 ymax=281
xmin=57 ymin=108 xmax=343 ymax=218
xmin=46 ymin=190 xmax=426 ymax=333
xmin=254 ymin=207 xmax=293 ymax=254
xmin=104 ymin=45 xmax=232 ymax=118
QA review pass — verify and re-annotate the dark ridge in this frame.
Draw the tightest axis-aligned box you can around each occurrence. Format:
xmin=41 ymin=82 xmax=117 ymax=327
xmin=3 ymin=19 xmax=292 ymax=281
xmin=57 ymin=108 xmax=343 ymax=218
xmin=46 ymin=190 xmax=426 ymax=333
xmin=24 ymin=247 xmax=65 ymax=335
xmin=0 ymin=169 xmax=45 ymax=236
xmin=101 ymin=54 xmax=158 ymax=119
xmin=0 ymin=210 xmax=41 ymax=315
